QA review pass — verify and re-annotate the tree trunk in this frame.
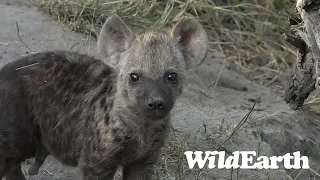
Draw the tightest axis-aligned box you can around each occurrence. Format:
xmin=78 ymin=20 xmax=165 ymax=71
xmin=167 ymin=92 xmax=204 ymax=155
xmin=284 ymin=0 xmax=320 ymax=110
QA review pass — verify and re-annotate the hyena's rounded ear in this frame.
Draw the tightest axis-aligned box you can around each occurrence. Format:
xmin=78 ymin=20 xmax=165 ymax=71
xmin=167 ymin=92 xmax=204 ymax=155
xmin=97 ymin=14 xmax=134 ymax=66
xmin=171 ymin=16 xmax=208 ymax=69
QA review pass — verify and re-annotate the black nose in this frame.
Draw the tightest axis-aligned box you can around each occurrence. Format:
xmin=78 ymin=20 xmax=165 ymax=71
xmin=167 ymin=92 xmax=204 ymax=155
xmin=146 ymin=97 xmax=164 ymax=110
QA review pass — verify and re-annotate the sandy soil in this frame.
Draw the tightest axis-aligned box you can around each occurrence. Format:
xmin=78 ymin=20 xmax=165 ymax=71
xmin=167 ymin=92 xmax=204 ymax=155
xmin=1 ymin=1 xmax=320 ymax=179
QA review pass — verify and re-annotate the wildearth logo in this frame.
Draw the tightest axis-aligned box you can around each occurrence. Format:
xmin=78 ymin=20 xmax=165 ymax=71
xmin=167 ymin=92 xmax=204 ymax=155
xmin=184 ymin=151 xmax=310 ymax=169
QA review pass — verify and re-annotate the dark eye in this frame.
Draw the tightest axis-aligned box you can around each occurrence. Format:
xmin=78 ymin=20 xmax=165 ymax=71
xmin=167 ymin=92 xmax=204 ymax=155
xmin=130 ymin=73 xmax=140 ymax=83
xmin=167 ymin=73 xmax=177 ymax=82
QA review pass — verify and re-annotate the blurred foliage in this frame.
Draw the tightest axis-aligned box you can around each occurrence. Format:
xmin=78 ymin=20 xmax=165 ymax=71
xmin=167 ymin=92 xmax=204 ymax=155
xmin=29 ymin=0 xmax=297 ymax=85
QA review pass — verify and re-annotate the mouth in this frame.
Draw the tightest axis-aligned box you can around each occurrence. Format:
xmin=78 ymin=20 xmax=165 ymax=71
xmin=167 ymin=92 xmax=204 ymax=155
xmin=145 ymin=109 xmax=169 ymax=120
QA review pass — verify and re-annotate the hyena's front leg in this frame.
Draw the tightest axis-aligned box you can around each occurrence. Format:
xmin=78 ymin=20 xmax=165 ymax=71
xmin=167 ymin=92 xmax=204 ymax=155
xmin=29 ymin=127 xmax=48 ymax=175
xmin=123 ymin=152 xmax=160 ymax=180
xmin=82 ymin=166 xmax=117 ymax=180
xmin=123 ymin=162 xmax=154 ymax=180
xmin=80 ymin=150 xmax=118 ymax=180
xmin=28 ymin=141 xmax=48 ymax=175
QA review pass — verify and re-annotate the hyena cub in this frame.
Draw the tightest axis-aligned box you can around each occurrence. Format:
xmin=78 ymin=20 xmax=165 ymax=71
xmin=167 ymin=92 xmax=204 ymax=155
xmin=0 ymin=14 xmax=208 ymax=179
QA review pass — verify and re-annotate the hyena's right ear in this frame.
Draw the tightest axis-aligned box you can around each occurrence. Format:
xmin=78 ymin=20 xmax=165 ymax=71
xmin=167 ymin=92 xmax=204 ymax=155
xmin=171 ymin=16 xmax=208 ymax=69
xmin=97 ymin=14 xmax=134 ymax=66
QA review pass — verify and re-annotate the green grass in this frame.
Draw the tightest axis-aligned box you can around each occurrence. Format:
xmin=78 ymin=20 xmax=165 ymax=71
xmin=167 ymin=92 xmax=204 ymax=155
xmin=29 ymin=0 xmax=297 ymax=85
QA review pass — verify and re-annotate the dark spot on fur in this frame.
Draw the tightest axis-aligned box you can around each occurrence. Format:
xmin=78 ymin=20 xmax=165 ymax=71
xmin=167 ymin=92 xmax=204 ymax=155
xmin=61 ymin=67 xmax=69 ymax=75
xmin=93 ymin=121 xmax=99 ymax=130
xmin=73 ymin=82 xmax=87 ymax=93
xmin=68 ymin=63 xmax=77 ymax=72
xmin=112 ymin=128 xmax=117 ymax=135
xmin=62 ymin=97 xmax=71 ymax=105
xmin=93 ymin=79 xmax=103 ymax=87
xmin=99 ymin=69 xmax=112 ymax=79
xmin=107 ymin=86 xmax=113 ymax=94
xmin=84 ymin=116 xmax=90 ymax=128
xmin=56 ymin=79 xmax=64 ymax=89
xmin=90 ymin=82 xmax=109 ymax=106
xmin=104 ymin=104 xmax=109 ymax=112
xmin=104 ymin=100 xmax=113 ymax=113
xmin=100 ymin=97 xmax=106 ymax=108
xmin=109 ymin=101 xmax=114 ymax=109
xmin=80 ymin=75 xmax=89 ymax=83
xmin=53 ymin=65 xmax=60 ymax=75
xmin=43 ymin=61 xmax=53 ymax=69
xmin=124 ymin=135 xmax=130 ymax=141
xmin=114 ymin=135 xmax=122 ymax=142
xmin=95 ymin=130 xmax=101 ymax=145
xmin=104 ymin=114 xmax=110 ymax=124
xmin=63 ymin=77 xmax=73 ymax=90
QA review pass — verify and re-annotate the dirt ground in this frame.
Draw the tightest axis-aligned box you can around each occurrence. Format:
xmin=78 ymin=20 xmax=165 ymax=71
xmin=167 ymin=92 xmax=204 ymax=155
xmin=1 ymin=0 xmax=320 ymax=180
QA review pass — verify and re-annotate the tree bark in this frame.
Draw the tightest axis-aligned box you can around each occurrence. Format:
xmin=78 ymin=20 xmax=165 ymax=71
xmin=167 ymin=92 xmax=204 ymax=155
xmin=284 ymin=0 xmax=320 ymax=110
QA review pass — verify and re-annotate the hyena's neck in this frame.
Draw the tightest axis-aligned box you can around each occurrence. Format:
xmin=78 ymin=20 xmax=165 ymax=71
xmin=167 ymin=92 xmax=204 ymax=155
xmin=109 ymin=96 xmax=143 ymax=128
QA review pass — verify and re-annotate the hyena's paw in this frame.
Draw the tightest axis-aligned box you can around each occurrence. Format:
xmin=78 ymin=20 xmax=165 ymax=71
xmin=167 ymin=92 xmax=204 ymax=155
xmin=28 ymin=163 xmax=41 ymax=175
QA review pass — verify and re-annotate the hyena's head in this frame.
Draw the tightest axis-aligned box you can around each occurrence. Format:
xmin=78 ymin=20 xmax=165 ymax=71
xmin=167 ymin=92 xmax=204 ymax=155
xmin=98 ymin=14 xmax=208 ymax=120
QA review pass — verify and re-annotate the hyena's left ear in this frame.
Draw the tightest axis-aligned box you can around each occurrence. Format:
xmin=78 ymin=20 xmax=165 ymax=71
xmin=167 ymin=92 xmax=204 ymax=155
xmin=97 ymin=14 xmax=134 ymax=66
xmin=171 ymin=16 xmax=208 ymax=69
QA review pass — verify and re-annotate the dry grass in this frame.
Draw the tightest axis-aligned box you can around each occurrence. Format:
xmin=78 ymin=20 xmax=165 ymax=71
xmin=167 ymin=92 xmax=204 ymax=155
xmin=29 ymin=0 xmax=297 ymax=85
